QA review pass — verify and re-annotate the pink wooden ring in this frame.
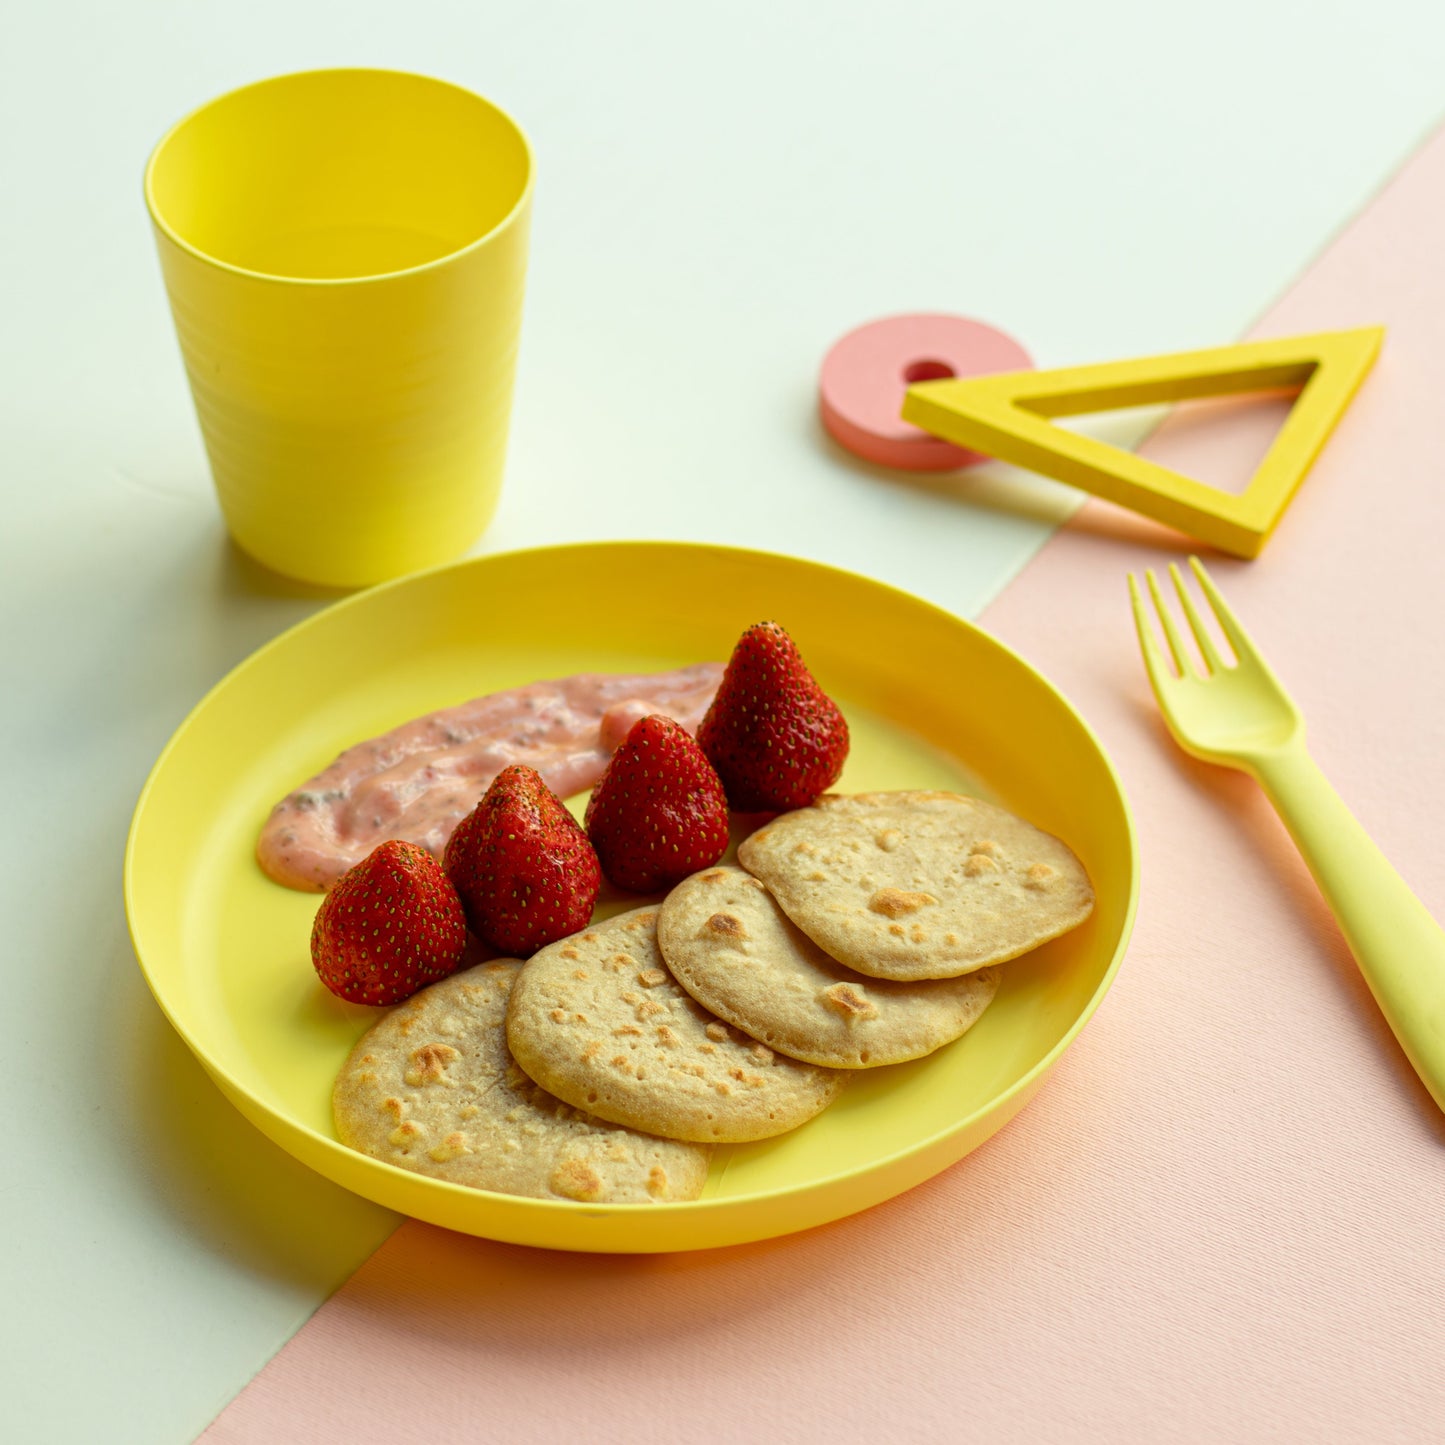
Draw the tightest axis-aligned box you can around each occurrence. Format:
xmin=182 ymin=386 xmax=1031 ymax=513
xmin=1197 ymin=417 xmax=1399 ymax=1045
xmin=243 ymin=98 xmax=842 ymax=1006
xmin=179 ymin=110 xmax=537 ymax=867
xmin=819 ymin=313 xmax=1033 ymax=471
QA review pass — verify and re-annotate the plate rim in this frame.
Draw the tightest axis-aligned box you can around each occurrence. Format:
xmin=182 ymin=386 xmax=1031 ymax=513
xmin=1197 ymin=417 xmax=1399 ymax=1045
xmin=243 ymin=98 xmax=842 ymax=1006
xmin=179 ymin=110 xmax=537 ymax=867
xmin=123 ymin=539 xmax=1138 ymax=1237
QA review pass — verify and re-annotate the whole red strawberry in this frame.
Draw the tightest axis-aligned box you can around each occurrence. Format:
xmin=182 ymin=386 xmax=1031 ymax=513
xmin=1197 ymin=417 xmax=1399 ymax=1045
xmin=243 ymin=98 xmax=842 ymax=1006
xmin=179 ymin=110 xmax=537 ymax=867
xmin=444 ymin=764 xmax=601 ymax=955
xmin=584 ymin=714 xmax=730 ymax=893
xmin=310 ymin=839 xmax=467 ymax=1006
xmin=696 ymin=621 xmax=849 ymax=811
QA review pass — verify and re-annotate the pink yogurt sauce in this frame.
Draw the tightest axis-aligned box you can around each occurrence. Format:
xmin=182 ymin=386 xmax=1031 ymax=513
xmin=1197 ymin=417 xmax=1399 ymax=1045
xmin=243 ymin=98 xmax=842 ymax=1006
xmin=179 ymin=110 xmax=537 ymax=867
xmin=257 ymin=662 xmax=724 ymax=892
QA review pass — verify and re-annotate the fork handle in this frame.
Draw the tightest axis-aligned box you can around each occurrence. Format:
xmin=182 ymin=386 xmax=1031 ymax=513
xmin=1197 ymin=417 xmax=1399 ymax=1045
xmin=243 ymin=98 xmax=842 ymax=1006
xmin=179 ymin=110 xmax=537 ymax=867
xmin=1252 ymin=741 xmax=1445 ymax=1111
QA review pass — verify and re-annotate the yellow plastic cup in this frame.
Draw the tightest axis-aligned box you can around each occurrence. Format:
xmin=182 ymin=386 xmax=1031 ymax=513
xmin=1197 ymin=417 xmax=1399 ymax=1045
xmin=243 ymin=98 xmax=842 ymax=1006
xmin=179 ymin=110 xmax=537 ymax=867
xmin=145 ymin=69 xmax=532 ymax=587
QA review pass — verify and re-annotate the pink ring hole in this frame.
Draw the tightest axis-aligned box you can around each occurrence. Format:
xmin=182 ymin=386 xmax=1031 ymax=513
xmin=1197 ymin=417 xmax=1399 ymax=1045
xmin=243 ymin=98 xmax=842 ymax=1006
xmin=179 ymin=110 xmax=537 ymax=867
xmin=901 ymin=358 xmax=957 ymax=384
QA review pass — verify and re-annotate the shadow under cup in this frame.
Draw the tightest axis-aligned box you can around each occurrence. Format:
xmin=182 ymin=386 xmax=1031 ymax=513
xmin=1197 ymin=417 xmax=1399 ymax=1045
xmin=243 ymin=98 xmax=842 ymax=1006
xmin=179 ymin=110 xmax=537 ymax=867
xmin=146 ymin=69 xmax=532 ymax=587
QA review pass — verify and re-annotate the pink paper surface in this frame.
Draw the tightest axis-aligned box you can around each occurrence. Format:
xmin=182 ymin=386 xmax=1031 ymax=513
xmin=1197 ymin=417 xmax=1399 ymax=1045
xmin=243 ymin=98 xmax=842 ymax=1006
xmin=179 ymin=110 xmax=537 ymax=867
xmin=203 ymin=129 xmax=1445 ymax=1444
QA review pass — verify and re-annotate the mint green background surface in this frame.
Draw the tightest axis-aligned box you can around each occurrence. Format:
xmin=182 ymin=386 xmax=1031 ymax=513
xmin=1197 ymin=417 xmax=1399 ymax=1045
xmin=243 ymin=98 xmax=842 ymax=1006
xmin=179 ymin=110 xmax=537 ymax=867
xmin=2 ymin=2 xmax=1443 ymax=1439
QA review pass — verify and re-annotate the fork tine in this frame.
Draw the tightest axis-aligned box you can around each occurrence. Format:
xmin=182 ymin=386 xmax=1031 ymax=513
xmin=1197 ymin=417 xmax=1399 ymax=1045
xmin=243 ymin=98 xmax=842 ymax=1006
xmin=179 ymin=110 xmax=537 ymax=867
xmin=1144 ymin=568 xmax=1195 ymax=677
xmin=1168 ymin=562 xmax=1226 ymax=673
xmin=1128 ymin=573 xmax=1174 ymax=693
xmin=1188 ymin=556 xmax=1254 ymax=662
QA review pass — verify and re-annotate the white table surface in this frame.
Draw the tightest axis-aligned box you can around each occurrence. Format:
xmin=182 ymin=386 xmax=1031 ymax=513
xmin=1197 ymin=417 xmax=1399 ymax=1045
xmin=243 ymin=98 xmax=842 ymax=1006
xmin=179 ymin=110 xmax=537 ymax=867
xmin=4 ymin=3 xmax=1443 ymax=1439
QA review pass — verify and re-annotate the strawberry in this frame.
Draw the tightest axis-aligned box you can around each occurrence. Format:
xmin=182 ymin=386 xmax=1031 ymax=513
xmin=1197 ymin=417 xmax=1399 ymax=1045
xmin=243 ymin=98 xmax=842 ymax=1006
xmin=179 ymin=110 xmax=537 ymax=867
xmin=310 ymin=839 xmax=467 ymax=1006
xmin=444 ymin=764 xmax=601 ymax=955
xmin=584 ymin=714 xmax=730 ymax=893
xmin=696 ymin=621 xmax=849 ymax=811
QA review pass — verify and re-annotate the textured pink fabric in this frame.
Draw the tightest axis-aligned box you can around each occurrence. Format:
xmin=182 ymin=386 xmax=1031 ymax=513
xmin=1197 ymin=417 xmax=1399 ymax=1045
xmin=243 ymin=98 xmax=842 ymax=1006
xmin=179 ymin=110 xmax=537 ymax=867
xmin=202 ymin=129 xmax=1445 ymax=1445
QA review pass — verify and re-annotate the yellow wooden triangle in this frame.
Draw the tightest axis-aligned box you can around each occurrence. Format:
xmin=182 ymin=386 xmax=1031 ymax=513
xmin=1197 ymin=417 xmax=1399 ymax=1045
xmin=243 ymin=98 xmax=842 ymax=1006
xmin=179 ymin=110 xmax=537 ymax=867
xmin=900 ymin=327 xmax=1384 ymax=557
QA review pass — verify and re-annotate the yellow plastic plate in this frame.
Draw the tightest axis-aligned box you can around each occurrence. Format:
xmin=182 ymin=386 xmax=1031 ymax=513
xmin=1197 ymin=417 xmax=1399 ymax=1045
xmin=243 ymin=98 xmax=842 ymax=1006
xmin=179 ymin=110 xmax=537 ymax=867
xmin=125 ymin=541 xmax=1136 ymax=1252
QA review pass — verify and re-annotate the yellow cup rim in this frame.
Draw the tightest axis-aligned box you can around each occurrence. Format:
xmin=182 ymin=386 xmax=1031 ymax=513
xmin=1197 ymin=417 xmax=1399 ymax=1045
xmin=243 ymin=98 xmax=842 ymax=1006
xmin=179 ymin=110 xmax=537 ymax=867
xmin=143 ymin=66 xmax=534 ymax=288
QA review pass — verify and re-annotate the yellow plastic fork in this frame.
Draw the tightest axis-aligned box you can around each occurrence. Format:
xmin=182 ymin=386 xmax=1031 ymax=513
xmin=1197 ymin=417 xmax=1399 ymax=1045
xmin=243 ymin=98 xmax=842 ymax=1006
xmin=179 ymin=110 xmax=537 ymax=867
xmin=1130 ymin=557 xmax=1445 ymax=1113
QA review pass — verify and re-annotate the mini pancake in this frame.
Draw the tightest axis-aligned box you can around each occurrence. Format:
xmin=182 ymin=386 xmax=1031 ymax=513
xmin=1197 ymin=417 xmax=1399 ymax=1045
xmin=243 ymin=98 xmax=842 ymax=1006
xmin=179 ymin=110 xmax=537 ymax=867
xmin=658 ymin=866 xmax=999 ymax=1068
xmin=334 ymin=958 xmax=709 ymax=1204
xmin=737 ymin=791 xmax=1093 ymax=981
xmin=505 ymin=907 xmax=846 ymax=1143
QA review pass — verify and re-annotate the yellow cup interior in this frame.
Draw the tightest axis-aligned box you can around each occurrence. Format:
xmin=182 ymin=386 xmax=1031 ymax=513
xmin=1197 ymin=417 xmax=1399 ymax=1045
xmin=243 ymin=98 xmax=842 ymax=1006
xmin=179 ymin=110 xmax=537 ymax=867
xmin=146 ymin=68 xmax=531 ymax=281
